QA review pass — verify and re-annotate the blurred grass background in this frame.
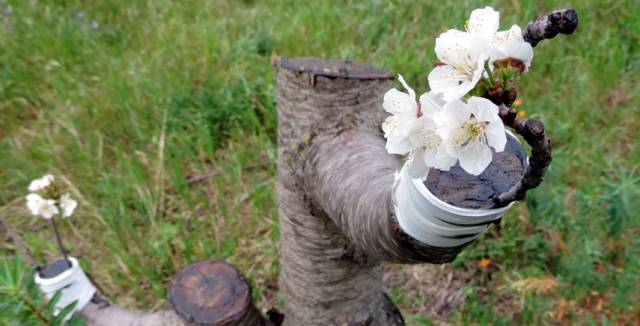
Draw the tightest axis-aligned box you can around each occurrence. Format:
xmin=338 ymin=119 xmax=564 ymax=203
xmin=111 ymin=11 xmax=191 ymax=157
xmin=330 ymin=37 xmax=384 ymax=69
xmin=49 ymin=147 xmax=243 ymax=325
xmin=1 ymin=0 xmax=638 ymax=324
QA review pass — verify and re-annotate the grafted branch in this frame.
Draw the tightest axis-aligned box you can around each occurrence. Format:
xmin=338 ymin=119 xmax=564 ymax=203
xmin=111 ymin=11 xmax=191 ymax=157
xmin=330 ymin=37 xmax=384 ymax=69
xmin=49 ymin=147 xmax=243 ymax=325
xmin=306 ymin=130 xmax=467 ymax=263
xmin=522 ymin=8 xmax=579 ymax=47
xmin=493 ymin=106 xmax=552 ymax=207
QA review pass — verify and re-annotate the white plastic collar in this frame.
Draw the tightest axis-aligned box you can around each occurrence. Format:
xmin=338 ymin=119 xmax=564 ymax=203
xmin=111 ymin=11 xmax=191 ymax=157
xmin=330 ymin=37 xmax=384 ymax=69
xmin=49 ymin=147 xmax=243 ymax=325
xmin=393 ymin=165 xmax=513 ymax=247
xmin=34 ymin=257 xmax=96 ymax=320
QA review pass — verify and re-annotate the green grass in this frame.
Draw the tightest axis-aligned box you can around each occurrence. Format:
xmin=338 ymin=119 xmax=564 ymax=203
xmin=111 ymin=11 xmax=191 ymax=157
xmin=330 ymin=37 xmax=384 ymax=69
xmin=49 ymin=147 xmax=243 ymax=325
xmin=1 ymin=0 xmax=638 ymax=324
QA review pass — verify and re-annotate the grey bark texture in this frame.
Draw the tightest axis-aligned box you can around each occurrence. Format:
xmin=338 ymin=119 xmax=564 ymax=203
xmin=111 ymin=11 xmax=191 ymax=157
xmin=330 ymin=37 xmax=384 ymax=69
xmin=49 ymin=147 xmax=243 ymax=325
xmin=275 ymin=58 xmax=467 ymax=326
xmin=79 ymin=293 xmax=185 ymax=326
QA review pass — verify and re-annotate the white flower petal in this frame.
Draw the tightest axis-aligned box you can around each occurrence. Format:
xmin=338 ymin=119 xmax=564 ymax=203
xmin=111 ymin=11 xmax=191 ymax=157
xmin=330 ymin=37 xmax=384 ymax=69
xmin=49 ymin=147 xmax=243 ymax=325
xmin=28 ymin=174 xmax=54 ymax=192
xmin=419 ymin=91 xmax=446 ymax=108
xmin=428 ymin=66 xmax=479 ymax=102
xmin=467 ymin=7 xmax=500 ymax=35
xmin=382 ymin=89 xmax=414 ymax=114
xmin=26 ymin=194 xmax=44 ymax=215
xmin=417 ymin=92 xmax=443 ymax=118
xmin=386 ymin=137 xmax=415 ymax=155
xmin=429 ymin=52 xmax=488 ymax=102
xmin=40 ymin=200 xmax=59 ymax=219
xmin=495 ymin=25 xmax=524 ymax=45
xmin=423 ymin=143 xmax=457 ymax=171
xmin=441 ymin=100 xmax=472 ymax=125
xmin=484 ymin=120 xmax=507 ymax=152
xmin=467 ymin=96 xmax=499 ymax=121
xmin=458 ymin=141 xmax=493 ymax=175
xmin=428 ymin=65 xmax=466 ymax=93
xmin=60 ymin=193 xmax=78 ymax=218
xmin=494 ymin=40 xmax=534 ymax=70
xmin=397 ymin=74 xmax=416 ymax=100
xmin=493 ymin=25 xmax=534 ymax=69
xmin=433 ymin=147 xmax=458 ymax=171
xmin=26 ymin=194 xmax=59 ymax=219
xmin=406 ymin=149 xmax=428 ymax=180
xmin=435 ymin=30 xmax=493 ymax=67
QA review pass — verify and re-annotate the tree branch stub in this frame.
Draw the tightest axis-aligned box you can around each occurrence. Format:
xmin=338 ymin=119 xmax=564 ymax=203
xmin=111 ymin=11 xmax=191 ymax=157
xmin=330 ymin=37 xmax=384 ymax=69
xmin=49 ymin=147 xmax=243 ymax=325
xmin=169 ymin=260 xmax=269 ymax=326
xmin=522 ymin=8 xmax=579 ymax=47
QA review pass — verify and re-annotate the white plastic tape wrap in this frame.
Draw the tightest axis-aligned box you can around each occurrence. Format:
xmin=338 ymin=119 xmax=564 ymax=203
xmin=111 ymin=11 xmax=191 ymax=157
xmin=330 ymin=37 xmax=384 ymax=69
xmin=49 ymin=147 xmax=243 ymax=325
xmin=393 ymin=165 xmax=515 ymax=248
xmin=34 ymin=257 xmax=96 ymax=320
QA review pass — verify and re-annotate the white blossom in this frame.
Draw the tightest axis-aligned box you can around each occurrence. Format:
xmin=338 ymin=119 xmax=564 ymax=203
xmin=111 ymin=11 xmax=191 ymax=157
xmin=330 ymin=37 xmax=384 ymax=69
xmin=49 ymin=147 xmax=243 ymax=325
xmin=493 ymin=25 xmax=534 ymax=71
xmin=382 ymin=75 xmax=421 ymax=155
xmin=28 ymin=174 xmax=54 ymax=192
xmin=466 ymin=6 xmax=501 ymax=35
xmin=26 ymin=194 xmax=59 ymax=219
xmin=439 ymin=97 xmax=507 ymax=175
xmin=59 ymin=193 xmax=77 ymax=218
xmin=428 ymin=29 xmax=492 ymax=102
xmin=428 ymin=7 xmax=534 ymax=101
xmin=467 ymin=7 xmax=533 ymax=70
xmin=405 ymin=93 xmax=457 ymax=179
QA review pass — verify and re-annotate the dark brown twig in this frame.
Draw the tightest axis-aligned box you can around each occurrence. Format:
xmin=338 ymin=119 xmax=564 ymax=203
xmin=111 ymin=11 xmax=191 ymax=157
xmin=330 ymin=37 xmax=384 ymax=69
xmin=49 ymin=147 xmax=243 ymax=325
xmin=493 ymin=105 xmax=552 ymax=207
xmin=50 ymin=218 xmax=71 ymax=268
xmin=522 ymin=8 xmax=579 ymax=47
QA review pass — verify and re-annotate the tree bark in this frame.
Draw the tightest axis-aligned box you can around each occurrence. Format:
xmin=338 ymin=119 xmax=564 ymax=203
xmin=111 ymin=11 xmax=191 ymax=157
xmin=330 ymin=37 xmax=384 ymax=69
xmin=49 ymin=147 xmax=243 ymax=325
xmin=80 ymin=294 xmax=185 ymax=326
xmin=522 ymin=8 xmax=579 ymax=47
xmin=275 ymin=58 xmax=466 ymax=325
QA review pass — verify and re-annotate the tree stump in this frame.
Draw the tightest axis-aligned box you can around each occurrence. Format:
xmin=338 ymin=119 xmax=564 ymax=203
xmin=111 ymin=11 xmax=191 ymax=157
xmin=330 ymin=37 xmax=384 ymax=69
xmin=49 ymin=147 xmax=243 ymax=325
xmin=169 ymin=260 xmax=269 ymax=326
xmin=275 ymin=58 xmax=468 ymax=325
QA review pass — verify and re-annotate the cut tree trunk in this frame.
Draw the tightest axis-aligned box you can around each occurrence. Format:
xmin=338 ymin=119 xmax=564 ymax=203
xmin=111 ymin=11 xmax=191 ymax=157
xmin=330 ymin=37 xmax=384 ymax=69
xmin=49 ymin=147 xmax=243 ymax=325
xmin=275 ymin=58 xmax=468 ymax=325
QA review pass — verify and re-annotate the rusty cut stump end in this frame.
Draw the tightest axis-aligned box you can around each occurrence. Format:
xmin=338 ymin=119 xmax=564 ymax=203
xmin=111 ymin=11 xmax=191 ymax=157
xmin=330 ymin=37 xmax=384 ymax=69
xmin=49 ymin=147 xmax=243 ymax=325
xmin=169 ymin=260 xmax=266 ymax=325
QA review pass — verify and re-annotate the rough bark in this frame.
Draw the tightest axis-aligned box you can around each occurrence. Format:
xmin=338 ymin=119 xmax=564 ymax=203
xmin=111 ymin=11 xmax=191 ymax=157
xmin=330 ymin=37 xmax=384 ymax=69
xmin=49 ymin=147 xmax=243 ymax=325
xmin=80 ymin=293 xmax=185 ymax=326
xmin=522 ymin=8 xmax=579 ymax=47
xmin=276 ymin=58 xmax=465 ymax=325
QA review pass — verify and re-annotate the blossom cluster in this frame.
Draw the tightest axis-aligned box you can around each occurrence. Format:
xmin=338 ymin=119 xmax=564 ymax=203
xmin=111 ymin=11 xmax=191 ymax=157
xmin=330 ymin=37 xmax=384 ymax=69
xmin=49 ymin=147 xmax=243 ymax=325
xmin=26 ymin=174 xmax=77 ymax=219
xmin=382 ymin=7 xmax=533 ymax=177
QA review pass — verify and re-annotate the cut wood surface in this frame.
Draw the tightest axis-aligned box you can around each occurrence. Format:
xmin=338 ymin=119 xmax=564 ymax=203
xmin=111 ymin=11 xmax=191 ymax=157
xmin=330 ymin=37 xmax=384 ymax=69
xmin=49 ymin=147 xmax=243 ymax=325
xmin=425 ymin=134 xmax=527 ymax=209
xmin=169 ymin=260 xmax=268 ymax=326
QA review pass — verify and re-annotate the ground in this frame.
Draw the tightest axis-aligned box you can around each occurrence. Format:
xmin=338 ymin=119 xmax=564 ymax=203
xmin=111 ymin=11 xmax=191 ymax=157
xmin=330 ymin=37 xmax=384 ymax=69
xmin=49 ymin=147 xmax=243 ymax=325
xmin=1 ymin=0 xmax=639 ymax=324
